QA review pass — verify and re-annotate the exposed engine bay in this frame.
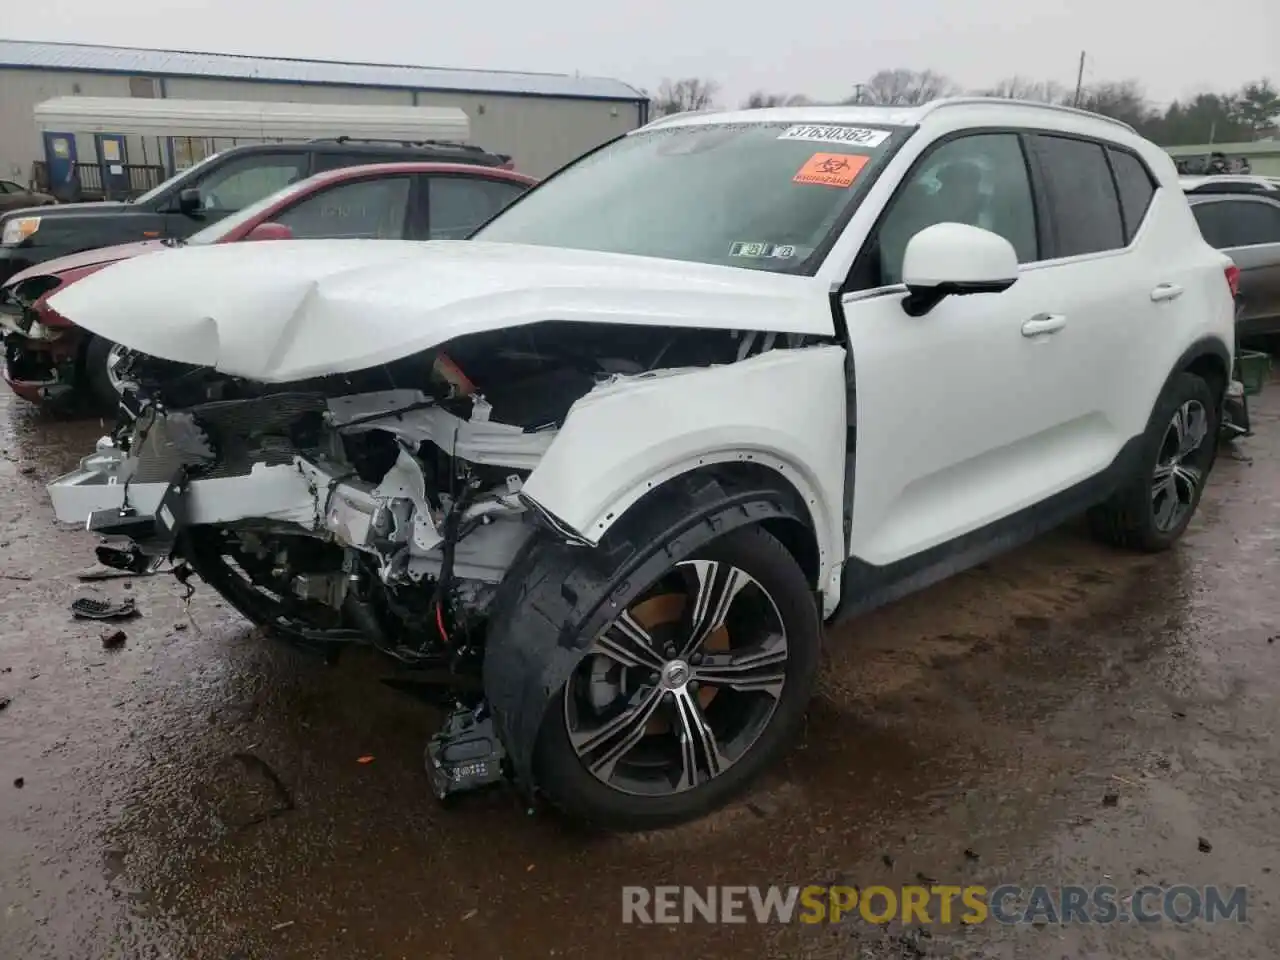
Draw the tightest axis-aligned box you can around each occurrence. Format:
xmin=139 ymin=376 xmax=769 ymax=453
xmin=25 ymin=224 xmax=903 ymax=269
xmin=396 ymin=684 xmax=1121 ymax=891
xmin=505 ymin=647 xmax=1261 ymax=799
xmin=70 ymin=321 xmax=781 ymax=798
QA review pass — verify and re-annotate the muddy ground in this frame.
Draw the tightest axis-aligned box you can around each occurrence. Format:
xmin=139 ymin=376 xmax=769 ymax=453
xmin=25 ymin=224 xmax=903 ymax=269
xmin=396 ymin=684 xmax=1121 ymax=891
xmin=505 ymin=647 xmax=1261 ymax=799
xmin=1 ymin=383 xmax=1279 ymax=960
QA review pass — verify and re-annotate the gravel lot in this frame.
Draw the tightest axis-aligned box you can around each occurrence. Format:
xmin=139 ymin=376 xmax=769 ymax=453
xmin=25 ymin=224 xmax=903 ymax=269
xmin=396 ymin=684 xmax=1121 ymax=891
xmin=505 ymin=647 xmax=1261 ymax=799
xmin=2 ymin=382 xmax=1278 ymax=959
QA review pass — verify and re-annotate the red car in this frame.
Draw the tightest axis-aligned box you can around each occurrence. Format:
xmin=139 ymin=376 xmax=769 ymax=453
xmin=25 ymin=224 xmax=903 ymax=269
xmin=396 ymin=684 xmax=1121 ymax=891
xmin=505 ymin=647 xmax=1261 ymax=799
xmin=0 ymin=161 xmax=535 ymax=408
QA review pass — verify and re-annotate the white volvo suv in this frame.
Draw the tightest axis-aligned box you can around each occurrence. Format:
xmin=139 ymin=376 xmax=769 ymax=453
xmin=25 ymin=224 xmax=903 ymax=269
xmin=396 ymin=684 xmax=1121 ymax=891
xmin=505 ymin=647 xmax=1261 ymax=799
xmin=44 ymin=99 xmax=1235 ymax=829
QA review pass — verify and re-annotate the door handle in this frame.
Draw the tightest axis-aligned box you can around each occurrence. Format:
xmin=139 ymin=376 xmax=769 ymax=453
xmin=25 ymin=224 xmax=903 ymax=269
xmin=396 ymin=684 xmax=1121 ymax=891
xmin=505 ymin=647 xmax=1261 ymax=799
xmin=1021 ymin=313 xmax=1067 ymax=337
xmin=1150 ymin=283 xmax=1184 ymax=302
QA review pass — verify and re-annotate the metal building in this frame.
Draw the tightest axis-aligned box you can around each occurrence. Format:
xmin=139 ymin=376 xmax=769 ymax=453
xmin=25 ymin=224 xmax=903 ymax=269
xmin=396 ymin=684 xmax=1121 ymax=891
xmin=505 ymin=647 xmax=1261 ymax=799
xmin=0 ymin=38 xmax=650 ymax=181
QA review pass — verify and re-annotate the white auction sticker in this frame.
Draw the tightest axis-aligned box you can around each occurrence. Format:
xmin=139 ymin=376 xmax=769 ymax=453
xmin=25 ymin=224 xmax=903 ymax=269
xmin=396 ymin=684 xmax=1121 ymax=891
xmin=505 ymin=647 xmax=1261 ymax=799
xmin=777 ymin=125 xmax=890 ymax=147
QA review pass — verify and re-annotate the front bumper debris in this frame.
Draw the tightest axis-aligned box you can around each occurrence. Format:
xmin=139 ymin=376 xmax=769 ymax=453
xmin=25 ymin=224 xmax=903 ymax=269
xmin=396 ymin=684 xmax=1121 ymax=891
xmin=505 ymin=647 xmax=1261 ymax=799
xmin=48 ymin=441 xmax=322 ymax=535
xmin=46 ymin=436 xmax=446 ymax=563
xmin=3 ymin=334 xmax=78 ymax=403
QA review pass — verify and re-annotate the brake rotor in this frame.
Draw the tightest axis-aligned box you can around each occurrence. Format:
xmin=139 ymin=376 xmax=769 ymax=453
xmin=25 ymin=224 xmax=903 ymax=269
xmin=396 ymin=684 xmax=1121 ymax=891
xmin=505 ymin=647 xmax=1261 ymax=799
xmin=628 ymin=592 xmax=729 ymax=734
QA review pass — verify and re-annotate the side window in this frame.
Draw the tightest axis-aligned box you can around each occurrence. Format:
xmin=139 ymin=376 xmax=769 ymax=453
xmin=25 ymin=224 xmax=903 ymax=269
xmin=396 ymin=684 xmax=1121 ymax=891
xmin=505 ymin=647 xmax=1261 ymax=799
xmin=1230 ymin=201 xmax=1280 ymax=246
xmin=193 ymin=154 xmax=307 ymax=214
xmin=875 ymin=133 xmax=1037 ymax=286
xmin=426 ymin=177 xmax=529 ymax=240
xmin=1191 ymin=201 xmax=1235 ymax=248
xmin=1196 ymin=200 xmax=1280 ymax=248
xmin=0 ymin=181 xmax=12 ymax=194
xmin=274 ymin=176 xmax=412 ymax=240
xmin=1031 ymin=135 xmax=1124 ymax=257
xmin=1106 ymin=148 xmax=1156 ymax=241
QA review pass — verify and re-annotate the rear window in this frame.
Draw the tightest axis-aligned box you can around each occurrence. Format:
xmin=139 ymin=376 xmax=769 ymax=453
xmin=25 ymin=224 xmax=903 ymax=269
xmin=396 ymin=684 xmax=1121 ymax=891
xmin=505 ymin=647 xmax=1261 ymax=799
xmin=475 ymin=121 xmax=904 ymax=274
xmin=1193 ymin=199 xmax=1280 ymax=248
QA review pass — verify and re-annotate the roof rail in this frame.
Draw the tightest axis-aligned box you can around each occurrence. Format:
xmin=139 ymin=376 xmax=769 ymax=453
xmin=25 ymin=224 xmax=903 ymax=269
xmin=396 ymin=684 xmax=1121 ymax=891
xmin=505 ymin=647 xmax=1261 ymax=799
xmin=919 ymin=97 xmax=1136 ymax=133
xmin=307 ymin=135 xmax=489 ymax=152
xmin=638 ymin=109 xmax=717 ymax=130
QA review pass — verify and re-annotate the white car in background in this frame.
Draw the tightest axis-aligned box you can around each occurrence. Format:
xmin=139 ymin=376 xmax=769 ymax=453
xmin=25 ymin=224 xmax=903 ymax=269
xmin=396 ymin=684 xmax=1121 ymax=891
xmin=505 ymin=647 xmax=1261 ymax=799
xmin=43 ymin=99 xmax=1235 ymax=830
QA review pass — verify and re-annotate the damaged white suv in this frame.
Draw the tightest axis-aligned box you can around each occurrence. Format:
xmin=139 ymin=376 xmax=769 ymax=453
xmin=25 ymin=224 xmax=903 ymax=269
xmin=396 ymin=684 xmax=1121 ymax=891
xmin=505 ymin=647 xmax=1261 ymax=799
xmin=46 ymin=100 xmax=1235 ymax=829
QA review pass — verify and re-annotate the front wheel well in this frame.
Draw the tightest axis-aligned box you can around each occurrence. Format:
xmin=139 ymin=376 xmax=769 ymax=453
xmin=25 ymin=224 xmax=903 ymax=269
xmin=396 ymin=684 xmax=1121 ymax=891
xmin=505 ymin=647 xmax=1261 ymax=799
xmin=614 ymin=460 xmax=824 ymax=589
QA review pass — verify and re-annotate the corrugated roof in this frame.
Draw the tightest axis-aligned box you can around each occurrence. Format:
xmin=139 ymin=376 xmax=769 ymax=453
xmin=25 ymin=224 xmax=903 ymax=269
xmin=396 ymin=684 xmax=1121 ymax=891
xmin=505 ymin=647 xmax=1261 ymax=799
xmin=0 ymin=38 xmax=647 ymax=102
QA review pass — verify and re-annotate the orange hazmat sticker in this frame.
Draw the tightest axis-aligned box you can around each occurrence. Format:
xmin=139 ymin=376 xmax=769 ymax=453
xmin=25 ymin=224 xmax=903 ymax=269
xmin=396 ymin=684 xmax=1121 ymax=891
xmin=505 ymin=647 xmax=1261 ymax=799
xmin=793 ymin=152 xmax=869 ymax=188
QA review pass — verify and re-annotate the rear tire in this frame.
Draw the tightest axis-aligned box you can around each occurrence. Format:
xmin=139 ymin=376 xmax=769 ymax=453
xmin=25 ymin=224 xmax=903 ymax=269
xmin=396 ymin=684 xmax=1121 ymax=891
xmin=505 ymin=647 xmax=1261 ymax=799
xmin=532 ymin=525 xmax=820 ymax=831
xmin=1088 ymin=371 xmax=1218 ymax=552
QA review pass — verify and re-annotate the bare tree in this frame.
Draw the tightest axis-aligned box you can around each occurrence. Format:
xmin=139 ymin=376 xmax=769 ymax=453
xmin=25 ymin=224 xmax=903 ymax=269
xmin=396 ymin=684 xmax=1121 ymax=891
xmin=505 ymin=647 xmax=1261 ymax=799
xmin=849 ymin=69 xmax=959 ymax=106
xmin=741 ymin=91 xmax=812 ymax=109
xmin=978 ymin=76 xmax=1068 ymax=103
xmin=1072 ymin=80 xmax=1154 ymax=129
xmin=650 ymin=78 xmax=720 ymax=117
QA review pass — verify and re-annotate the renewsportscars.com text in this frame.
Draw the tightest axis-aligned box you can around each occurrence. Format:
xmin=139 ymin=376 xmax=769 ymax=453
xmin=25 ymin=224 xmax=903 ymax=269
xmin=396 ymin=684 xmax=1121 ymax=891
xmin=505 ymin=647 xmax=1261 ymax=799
xmin=622 ymin=884 xmax=1248 ymax=925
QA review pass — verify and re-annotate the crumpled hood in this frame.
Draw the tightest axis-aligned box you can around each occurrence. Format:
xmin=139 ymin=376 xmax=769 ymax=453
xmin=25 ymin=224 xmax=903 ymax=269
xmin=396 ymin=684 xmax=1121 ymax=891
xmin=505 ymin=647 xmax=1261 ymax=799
xmin=45 ymin=239 xmax=831 ymax=382
xmin=5 ymin=240 xmax=167 ymax=288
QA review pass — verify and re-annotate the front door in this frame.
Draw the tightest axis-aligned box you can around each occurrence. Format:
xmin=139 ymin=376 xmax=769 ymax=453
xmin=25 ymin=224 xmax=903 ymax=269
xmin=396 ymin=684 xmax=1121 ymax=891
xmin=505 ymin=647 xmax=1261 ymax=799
xmin=840 ymin=130 xmax=1120 ymax=569
xmin=161 ymin=150 xmax=307 ymax=240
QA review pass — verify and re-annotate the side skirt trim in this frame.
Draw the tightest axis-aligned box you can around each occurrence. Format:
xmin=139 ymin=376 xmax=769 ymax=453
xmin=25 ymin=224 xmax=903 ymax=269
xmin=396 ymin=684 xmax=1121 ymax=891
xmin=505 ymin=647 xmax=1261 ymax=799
xmin=833 ymin=433 xmax=1145 ymax=621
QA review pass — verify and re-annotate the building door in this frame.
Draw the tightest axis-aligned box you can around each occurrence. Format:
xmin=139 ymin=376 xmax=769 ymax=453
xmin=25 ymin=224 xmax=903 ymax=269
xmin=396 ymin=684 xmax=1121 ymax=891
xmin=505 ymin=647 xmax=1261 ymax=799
xmin=42 ymin=132 xmax=80 ymax=202
xmin=95 ymin=134 xmax=130 ymax=199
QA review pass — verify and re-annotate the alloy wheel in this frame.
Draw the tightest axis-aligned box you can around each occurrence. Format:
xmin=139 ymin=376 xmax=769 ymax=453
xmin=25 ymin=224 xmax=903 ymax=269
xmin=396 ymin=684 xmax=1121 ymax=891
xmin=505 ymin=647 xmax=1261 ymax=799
xmin=563 ymin=559 xmax=789 ymax=797
xmin=1151 ymin=399 xmax=1209 ymax=532
xmin=104 ymin=343 xmax=137 ymax=394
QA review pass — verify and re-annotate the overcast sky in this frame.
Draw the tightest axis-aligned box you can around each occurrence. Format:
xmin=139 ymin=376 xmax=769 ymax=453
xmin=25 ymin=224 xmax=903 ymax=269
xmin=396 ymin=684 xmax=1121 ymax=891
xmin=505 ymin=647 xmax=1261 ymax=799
xmin=9 ymin=0 xmax=1278 ymax=108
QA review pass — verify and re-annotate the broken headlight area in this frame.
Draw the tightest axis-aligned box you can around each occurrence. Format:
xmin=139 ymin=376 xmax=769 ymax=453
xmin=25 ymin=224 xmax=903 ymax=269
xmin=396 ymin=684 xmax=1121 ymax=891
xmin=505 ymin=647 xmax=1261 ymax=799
xmin=52 ymin=320 xmax=773 ymax=801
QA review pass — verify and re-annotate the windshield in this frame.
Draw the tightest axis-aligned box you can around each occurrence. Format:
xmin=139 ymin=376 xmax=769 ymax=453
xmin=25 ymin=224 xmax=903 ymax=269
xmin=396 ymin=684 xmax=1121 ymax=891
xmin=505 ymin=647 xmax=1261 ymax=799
xmin=474 ymin=121 xmax=903 ymax=273
xmin=130 ymin=151 xmax=225 ymax=206
xmin=185 ymin=174 xmax=323 ymax=245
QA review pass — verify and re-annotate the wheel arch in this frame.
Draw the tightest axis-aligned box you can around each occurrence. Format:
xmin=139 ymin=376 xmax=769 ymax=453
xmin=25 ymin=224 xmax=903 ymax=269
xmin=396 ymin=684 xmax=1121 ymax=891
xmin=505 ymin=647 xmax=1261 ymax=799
xmin=1174 ymin=335 xmax=1231 ymax=404
xmin=524 ymin=450 xmax=838 ymax=592
xmin=484 ymin=466 xmax=819 ymax=791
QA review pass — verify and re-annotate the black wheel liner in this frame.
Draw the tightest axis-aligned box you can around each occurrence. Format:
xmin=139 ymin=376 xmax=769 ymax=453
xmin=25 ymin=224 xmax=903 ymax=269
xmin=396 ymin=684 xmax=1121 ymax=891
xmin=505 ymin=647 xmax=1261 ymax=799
xmin=482 ymin=470 xmax=815 ymax=793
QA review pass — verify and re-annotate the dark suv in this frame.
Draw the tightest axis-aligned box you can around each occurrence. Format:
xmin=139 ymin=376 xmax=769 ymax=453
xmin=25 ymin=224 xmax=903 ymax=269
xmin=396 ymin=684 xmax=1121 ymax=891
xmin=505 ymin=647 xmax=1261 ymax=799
xmin=0 ymin=138 xmax=511 ymax=283
xmin=1186 ymin=187 xmax=1280 ymax=343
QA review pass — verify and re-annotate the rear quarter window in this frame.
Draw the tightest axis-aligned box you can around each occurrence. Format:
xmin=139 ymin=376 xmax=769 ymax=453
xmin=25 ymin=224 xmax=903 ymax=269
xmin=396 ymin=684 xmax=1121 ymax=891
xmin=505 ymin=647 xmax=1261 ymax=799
xmin=1105 ymin=148 xmax=1156 ymax=242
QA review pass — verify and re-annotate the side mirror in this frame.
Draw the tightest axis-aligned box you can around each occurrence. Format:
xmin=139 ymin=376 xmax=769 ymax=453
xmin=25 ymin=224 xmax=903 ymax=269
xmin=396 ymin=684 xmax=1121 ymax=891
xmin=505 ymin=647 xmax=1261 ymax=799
xmin=177 ymin=187 xmax=203 ymax=217
xmin=244 ymin=222 xmax=293 ymax=242
xmin=900 ymin=223 xmax=1018 ymax=317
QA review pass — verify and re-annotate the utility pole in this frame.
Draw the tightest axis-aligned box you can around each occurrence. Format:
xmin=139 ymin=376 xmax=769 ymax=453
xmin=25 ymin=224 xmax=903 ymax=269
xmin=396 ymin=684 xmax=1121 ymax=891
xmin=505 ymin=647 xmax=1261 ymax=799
xmin=1072 ymin=51 xmax=1086 ymax=107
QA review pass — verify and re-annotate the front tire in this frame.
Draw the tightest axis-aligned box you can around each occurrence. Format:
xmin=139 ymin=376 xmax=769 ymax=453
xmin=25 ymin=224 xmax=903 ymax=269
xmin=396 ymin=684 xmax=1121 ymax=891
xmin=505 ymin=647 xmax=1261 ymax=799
xmin=533 ymin=525 xmax=820 ymax=831
xmin=1089 ymin=371 xmax=1219 ymax=552
xmin=82 ymin=335 xmax=133 ymax=412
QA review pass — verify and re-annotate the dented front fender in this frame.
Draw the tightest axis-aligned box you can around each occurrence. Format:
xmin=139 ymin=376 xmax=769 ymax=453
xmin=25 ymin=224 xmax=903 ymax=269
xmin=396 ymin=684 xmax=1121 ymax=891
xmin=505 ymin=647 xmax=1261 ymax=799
xmin=482 ymin=470 xmax=812 ymax=792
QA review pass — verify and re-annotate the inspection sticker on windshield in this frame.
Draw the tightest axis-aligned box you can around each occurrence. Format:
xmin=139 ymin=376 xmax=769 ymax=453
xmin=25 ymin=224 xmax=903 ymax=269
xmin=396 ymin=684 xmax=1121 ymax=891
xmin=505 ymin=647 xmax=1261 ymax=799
xmin=729 ymin=242 xmax=797 ymax=259
xmin=777 ymin=124 xmax=889 ymax=147
xmin=793 ymin=152 xmax=869 ymax=188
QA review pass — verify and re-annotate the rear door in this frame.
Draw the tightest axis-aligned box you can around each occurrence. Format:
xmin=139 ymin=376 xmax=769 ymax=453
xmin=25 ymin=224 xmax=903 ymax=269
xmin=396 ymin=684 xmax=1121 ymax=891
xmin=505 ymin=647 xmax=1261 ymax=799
xmin=413 ymin=174 xmax=531 ymax=240
xmin=1191 ymin=196 xmax=1280 ymax=337
xmin=269 ymin=174 xmax=414 ymax=240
